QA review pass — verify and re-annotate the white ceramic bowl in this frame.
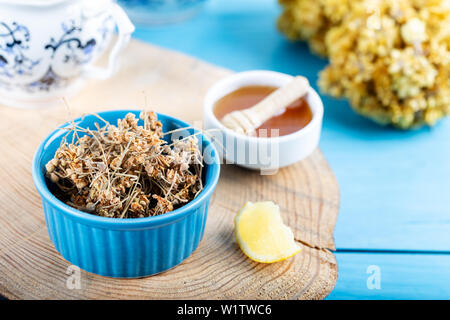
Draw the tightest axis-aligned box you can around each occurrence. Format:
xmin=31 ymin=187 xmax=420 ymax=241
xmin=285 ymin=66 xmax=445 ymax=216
xmin=203 ymin=70 xmax=324 ymax=172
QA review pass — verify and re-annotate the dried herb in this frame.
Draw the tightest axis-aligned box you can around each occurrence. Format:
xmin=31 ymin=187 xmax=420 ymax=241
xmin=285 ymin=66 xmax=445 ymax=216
xmin=278 ymin=0 xmax=450 ymax=129
xmin=46 ymin=111 xmax=204 ymax=218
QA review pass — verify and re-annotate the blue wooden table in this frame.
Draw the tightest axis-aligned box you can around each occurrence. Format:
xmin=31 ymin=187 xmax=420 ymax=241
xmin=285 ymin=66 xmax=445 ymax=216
xmin=132 ymin=0 xmax=450 ymax=299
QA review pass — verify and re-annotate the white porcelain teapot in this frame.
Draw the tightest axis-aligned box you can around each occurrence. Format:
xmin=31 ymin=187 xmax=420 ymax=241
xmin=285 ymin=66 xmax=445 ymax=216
xmin=0 ymin=0 xmax=135 ymax=108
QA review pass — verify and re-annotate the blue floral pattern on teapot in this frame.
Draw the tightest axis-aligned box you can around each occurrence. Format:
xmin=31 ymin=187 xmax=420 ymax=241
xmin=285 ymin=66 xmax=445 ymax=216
xmin=0 ymin=22 xmax=40 ymax=79
xmin=0 ymin=15 xmax=115 ymax=93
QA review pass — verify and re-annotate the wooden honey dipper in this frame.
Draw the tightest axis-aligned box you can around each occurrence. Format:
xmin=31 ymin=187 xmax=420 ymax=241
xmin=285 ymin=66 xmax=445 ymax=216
xmin=220 ymin=76 xmax=310 ymax=135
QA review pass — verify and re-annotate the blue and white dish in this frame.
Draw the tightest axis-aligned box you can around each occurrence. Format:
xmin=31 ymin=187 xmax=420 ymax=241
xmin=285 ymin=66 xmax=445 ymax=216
xmin=117 ymin=0 xmax=208 ymax=25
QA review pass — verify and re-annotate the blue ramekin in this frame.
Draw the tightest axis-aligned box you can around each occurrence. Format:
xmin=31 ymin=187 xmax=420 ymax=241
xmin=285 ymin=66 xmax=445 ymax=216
xmin=32 ymin=110 xmax=220 ymax=278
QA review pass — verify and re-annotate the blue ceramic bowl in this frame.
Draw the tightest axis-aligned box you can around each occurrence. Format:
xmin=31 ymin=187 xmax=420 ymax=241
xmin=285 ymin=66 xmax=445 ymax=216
xmin=32 ymin=110 xmax=220 ymax=278
xmin=117 ymin=0 xmax=208 ymax=25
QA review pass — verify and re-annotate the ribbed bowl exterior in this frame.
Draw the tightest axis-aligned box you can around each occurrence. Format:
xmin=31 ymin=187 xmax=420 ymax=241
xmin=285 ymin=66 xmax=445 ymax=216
xmin=33 ymin=110 xmax=220 ymax=278
xmin=42 ymin=198 xmax=210 ymax=278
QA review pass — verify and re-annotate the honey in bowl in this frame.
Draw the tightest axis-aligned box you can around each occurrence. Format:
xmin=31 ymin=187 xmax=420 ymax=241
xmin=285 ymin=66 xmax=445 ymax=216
xmin=213 ymin=85 xmax=313 ymax=137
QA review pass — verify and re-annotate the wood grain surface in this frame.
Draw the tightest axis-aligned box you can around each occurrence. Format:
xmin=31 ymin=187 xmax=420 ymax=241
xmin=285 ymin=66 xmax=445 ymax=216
xmin=0 ymin=39 xmax=339 ymax=299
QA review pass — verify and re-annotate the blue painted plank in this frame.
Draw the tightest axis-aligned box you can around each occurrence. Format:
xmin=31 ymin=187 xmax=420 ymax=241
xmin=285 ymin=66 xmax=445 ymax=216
xmin=327 ymin=252 xmax=450 ymax=300
xmin=131 ymin=0 xmax=450 ymax=251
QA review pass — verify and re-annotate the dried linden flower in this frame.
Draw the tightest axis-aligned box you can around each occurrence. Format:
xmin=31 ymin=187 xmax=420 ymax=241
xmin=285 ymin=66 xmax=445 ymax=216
xmin=45 ymin=111 xmax=204 ymax=218
xmin=401 ymin=17 xmax=427 ymax=44
xmin=278 ymin=0 xmax=450 ymax=128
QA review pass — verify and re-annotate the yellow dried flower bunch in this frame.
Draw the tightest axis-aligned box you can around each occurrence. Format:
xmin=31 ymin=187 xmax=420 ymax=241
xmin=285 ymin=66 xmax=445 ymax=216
xmin=278 ymin=0 xmax=450 ymax=128
xmin=46 ymin=111 xmax=204 ymax=218
xmin=278 ymin=0 xmax=356 ymax=56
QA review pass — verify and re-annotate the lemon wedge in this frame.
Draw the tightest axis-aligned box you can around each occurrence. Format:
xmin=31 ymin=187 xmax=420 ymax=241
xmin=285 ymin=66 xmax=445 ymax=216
xmin=234 ymin=201 xmax=302 ymax=263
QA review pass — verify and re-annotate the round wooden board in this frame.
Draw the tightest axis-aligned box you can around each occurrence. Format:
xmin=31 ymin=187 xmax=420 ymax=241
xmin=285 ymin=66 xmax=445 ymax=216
xmin=0 ymin=39 xmax=339 ymax=300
